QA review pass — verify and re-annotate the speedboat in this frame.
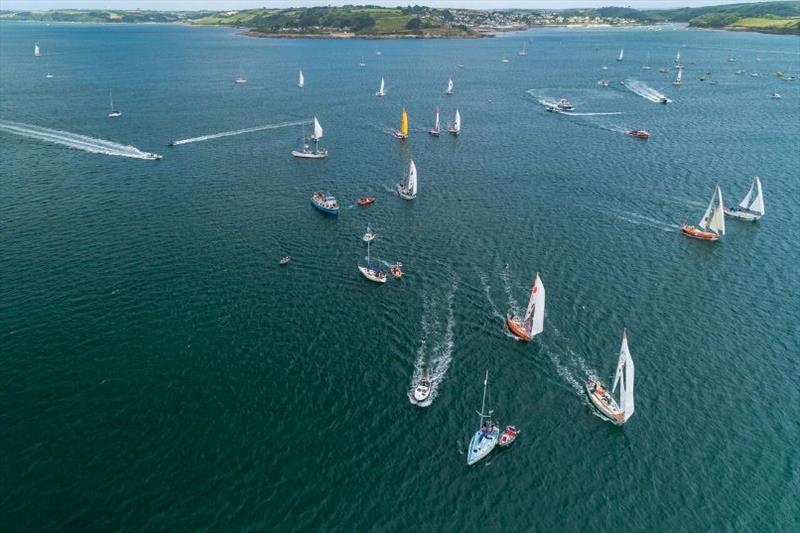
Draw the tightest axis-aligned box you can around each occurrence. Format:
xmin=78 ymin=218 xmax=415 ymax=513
xmin=144 ymin=152 xmax=162 ymax=160
xmin=597 ymin=79 xmax=609 ymax=87
xmin=167 ymin=140 xmax=176 ymax=147
xmin=310 ymin=192 xmax=339 ymax=215
xmin=362 ymin=225 xmax=376 ymax=243
xmin=556 ymin=99 xmax=574 ymax=111
xmin=659 ymin=97 xmax=669 ymax=104
xmin=389 ymin=261 xmax=404 ymax=279
xmin=357 ymin=196 xmax=375 ymax=206
xmin=46 ymin=73 xmax=54 ymax=79
xmin=770 ymin=93 xmax=782 ymax=99
xmin=234 ymin=78 xmax=247 ymax=84
xmin=279 ymin=256 xmax=291 ymax=265
xmin=627 ymin=130 xmax=650 ymax=139
xmin=413 ymin=367 xmax=431 ymax=403
xmin=498 ymin=426 xmax=518 ymax=447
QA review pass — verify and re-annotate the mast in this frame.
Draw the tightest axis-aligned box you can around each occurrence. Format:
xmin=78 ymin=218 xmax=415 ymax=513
xmin=434 ymin=107 xmax=440 ymax=131
xmin=476 ymin=371 xmax=489 ymax=428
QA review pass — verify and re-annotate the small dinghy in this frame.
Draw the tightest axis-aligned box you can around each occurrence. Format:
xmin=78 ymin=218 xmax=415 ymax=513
xmin=357 ymin=196 xmax=376 ymax=206
xmin=279 ymin=256 xmax=291 ymax=265
xmin=627 ymin=130 xmax=650 ymax=139
xmin=389 ymin=261 xmax=404 ymax=279
xmin=499 ymin=426 xmax=519 ymax=447
xmin=413 ymin=366 xmax=432 ymax=403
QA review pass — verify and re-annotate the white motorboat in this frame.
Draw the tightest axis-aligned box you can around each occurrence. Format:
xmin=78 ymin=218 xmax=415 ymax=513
xmin=413 ymin=366 xmax=432 ymax=403
xmin=362 ymin=224 xmax=376 ymax=243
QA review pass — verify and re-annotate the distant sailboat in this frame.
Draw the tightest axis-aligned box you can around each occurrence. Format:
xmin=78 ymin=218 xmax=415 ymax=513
xmin=682 ymin=185 xmax=726 ymax=241
xmin=396 ymin=159 xmax=417 ymax=200
xmin=107 ymin=91 xmax=122 ymax=118
xmin=235 ymin=65 xmax=247 ymax=84
xmin=393 ymin=108 xmax=409 ymax=139
xmin=467 ymin=371 xmax=499 ymax=466
xmin=292 ymin=117 xmax=328 ymax=159
xmin=34 ymin=42 xmax=41 ymax=57
xmin=518 ymin=41 xmax=529 ymax=56
xmin=506 ymin=273 xmax=545 ymax=342
xmin=428 ymin=107 xmax=440 ymax=136
xmin=298 ymin=69 xmax=304 ymax=89
xmin=358 ymin=239 xmax=386 ymax=283
xmin=674 ymin=50 xmax=682 ymax=67
xmin=359 ymin=57 xmax=366 ymax=67
xmin=642 ymin=54 xmax=652 ymax=70
xmin=445 ymin=76 xmax=454 ymax=95
xmin=673 ymin=67 xmax=683 ymax=86
xmin=724 ymin=176 xmax=764 ymax=221
xmin=375 ymin=77 xmax=386 ymax=97
xmin=447 ymin=109 xmax=461 ymax=136
xmin=617 ymin=48 xmax=624 ymax=62
xmin=585 ymin=330 xmax=635 ymax=426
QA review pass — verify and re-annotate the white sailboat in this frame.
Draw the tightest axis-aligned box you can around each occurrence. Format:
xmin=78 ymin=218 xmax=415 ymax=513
xmin=586 ymin=330 xmax=635 ymax=426
xmin=518 ymin=41 xmax=528 ymax=56
xmin=107 ymin=91 xmax=122 ymax=118
xmin=291 ymin=117 xmax=328 ymax=159
xmin=428 ymin=107 xmax=440 ymax=136
xmin=617 ymin=48 xmax=624 ymax=62
xmin=467 ymin=371 xmax=499 ymax=466
xmin=297 ymin=69 xmax=305 ymax=89
xmin=724 ymin=176 xmax=764 ymax=221
xmin=358 ymin=239 xmax=386 ymax=283
xmin=682 ymin=185 xmax=726 ymax=241
xmin=445 ymin=76 xmax=454 ymax=95
xmin=34 ymin=42 xmax=41 ymax=57
xmin=396 ymin=159 xmax=417 ymax=200
xmin=674 ymin=50 xmax=682 ymax=67
xmin=234 ymin=65 xmax=247 ymax=84
xmin=642 ymin=54 xmax=652 ymax=70
xmin=506 ymin=273 xmax=545 ymax=342
xmin=359 ymin=57 xmax=366 ymax=67
xmin=673 ymin=67 xmax=683 ymax=86
xmin=375 ymin=77 xmax=386 ymax=97
xmin=447 ymin=109 xmax=461 ymax=136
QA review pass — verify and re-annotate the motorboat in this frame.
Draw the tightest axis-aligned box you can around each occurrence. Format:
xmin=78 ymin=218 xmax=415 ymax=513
xmin=501 ymin=57 xmax=510 ymax=63
xmin=234 ymin=77 xmax=247 ymax=84
xmin=389 ymin=261 xmax=404 ymax=279
xmin=556 ymin=99 xmax=574 ymax=111
xmin=357 ymin=196 xmax=376 ymax=206
xmin=498 ymin=426 xmax=518 ymax=447
xmin=770 ymin=93 xmax=782 ymax=99
xmin=279 ymin=256 xmax=291 ymax=265
xmin=413 ymin=366 xmax=431 ymax=402
xmin=627 ymin=130 xmax=650 ymax=139
xmin=585 ymin=330 xmax=635 ymax=426
xmin=311 ymin=192 xmax=339 ymax=215
xmin=143 ymin=152 xmax=162 ymax=160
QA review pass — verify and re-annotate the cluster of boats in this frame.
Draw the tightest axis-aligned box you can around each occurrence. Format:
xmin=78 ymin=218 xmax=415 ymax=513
xmin=681 ymin=176 xmax=765 ymax=241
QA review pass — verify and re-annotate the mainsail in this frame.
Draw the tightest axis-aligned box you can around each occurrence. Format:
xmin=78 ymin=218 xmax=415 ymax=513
xmin=453 ymin=109 xmax=461 ymax=133
xmin=34 ymin=43 xmax=41 ymax=57
xmin=739 ymin=176 xmax=765 ymax=215
xmin=298 ymin=69 xmax=305 ymax=88
xmin=612 ymin=330 xmax=635 ymax=422
xmin=400 ymin=109 xmax=409 ymax=137
xmin=407 ymin=160 xmax=417 ymax=196
xmin=434 ymin=107 xmax=440 ymax=131
xmin=699 ymin=186 xmax=725 ymax=235
xmin=446 ymin=76 xmax=454 ymax=94
xmin=311 ymin=117 xmax=323 ymax=140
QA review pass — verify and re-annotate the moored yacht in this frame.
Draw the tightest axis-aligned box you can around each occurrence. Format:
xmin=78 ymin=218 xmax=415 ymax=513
xmin=467 ymin=371 xmax=499 ymax=466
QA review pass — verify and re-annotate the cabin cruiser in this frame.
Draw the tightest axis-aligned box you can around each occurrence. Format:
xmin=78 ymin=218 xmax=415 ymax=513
xmin=413 ymin=367 xmax=431 ymax=402
xmin=556 ymin=99 xmax=574 ymax=111
xmin=627 ymin=130 xmax=650 ymax=139
xmin=143 ymin=152 xmax=162 ymax=160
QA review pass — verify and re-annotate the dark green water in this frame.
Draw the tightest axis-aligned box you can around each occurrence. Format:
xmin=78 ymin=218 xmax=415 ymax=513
xmin=1 ymin=22 xmax=799 ymax=531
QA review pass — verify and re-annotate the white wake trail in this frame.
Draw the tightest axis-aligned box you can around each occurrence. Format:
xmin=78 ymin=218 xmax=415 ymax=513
xmin=0 ymin=120 xmax=158 ymax=160
xmin=171 ymin=119 xmax=311 ymax=145
xmin=622 ymin=79 xmax=672 ymax=104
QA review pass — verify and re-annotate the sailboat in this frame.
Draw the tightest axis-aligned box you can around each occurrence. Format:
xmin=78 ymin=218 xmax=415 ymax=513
xmin=445 ymin=76 xmax=454 ymax=95
xmin=297 ymin=69 xmax=304 ymax=89
xmin=428 ymin=107 xmax=441 ymax=136
xmin=396 ymin=159 xmax=417 ymax=200
xmin=673 ymin=67 xmax=683 ymax=86
xmin=34 ymin=42 xmax=41 ymax=57
xmin=375 ymin=77 xmax=386 ymax=97
xmin=413 ymin=366 xmax=432 ymax=403
xmin=682 ymin=185 xmax=726 ymax=241
xmin=467 ymin=371 xmax=499 ymax=466
xmin=358 ymin=239 xmax=386 ymax=284
xmin=518 ymin=41 xmax=528 ymax=56
xmin=107 ymin=91 xmax=122 ymax=118
xmin=291 ymin=117 xmax=328 ymax=159
xmin=362 ymin=224 xmax=376 ymax=243
xmin=585 ymin=330 xmax=635 ymax=426
xmin=359 ymin=57 xmax=366 ymax=67
xmin=393 ymin=108 xmax=409 ymax=139
xmin=447 ymin=109 xmax=461 ymax=136
xmin=724 ymin=176 xmax=764 ymax=221
xmin=617 ymin=48 xmax=624 ymax=62
xmin=674 ymin=50 xmax=682 ymax=67
xmin=642 ymin=54 xmax=652 ymax=70
xmin=506 ymin=273 xmax=545 ymax=342
xmin=234 ymin=65 xmax=247 ymax=84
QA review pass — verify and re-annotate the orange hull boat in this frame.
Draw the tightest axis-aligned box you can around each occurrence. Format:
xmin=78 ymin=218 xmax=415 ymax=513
xmin=357 ymin=196 xmax=376 ymax=206
xmin=506 ymin=316 xmax=532 ymax=342
xmin=681 ymin=225 xmax=720 ymax=241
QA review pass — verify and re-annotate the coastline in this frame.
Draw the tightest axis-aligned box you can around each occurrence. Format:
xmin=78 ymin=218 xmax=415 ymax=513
xmin=241 ymin=29 xmax=488 ymax=40
xmin=690 ymin=24 xmax=800 ymax=36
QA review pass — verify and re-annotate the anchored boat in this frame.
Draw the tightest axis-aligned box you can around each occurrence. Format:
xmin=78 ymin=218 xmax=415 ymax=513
xmin=586 ymin=330 xmax=635 ymax=426
xmin=507 ymin=273 xmax=545 ymax=342
xmin=396 ymin=160 xmax=417 ymax=200
xmin=724 ymin=176 xmax=764 ymax=221
xmin=310 ymin=192 xmax=339 ymax=215
xmin=682 ymin=185 xmax=725 ymax=241
xmin=467 ymin=371 xmax=499 ymax=466
xmin=358 ymin=239 xmax=386 ymax=284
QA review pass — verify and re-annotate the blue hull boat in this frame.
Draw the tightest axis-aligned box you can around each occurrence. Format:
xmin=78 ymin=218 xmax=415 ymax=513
xmin=311 ymin=192 xmax=339 ymax=216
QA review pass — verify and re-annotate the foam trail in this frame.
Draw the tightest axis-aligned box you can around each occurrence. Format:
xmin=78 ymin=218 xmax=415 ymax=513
xmin=623 ymin=79 xmax=672 ymax=104
xmin=617 ymin=211 xmax=680 ymax=233
xmin=0 ymin=120 xmax=158 ymax=160
xmin=479 ymin=272 xmax=506 ymax=324
xmin=171 ymin=119 xmax=311 ymax=145
xmin=567 ymin=112 xmax=623 ymax=116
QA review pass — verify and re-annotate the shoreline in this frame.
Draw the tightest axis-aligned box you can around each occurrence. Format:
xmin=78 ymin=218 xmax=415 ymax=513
xmin=241 ymin=30 xmax=487 ymax=40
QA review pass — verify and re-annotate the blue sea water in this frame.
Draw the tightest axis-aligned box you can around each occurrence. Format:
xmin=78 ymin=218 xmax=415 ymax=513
xmin=1 ymin=21 xmax=799 ymax=531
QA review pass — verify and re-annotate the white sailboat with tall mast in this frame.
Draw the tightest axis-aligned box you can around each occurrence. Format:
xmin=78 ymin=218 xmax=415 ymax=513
xmin=507 ymin=273 xmax=545 ymax=342
xmin=447 ymin=109 xmax=461 ymax=136
xmin=396 ymin=160 xmax=417 ymax=200
xmin=34 ymin=42 xmax=41 ymax=57
xmin=428 ymin=107 xmax=440 ymax=136
xmin=617 ymin=48 xmax=624 ymax=62
xmin=682 ymin=185 xmax=726 ymax=241
xmin=725 ymin=176 xmax=764 ymax=221
xmin=518 ymin=41 xmax=529 ymax=56
xmin=586 ymin=330 xmax=635 ymax=426
xmin=673 ymin=67 xmax=683 ymax=86
xmin=642 ymin=53 xmax=652 ymax=70
xmin=445 ymin=76 xmax=454 ymax=95
xmin=297 ymin=69 xmax=305 ymax=89
xmin=375 ymin=77 xmax=386 ymax=97
xmin=358 ymin=239 xmax=386 ymax=283
xmin=467 ymin=371 xmax=499 ymax=466
xmin=107 ymin=91 xmax=122 ymax=118
xmin=291 ymin=117 xmax=328 ymax=159
xmin=235 ymin=64 xmax=247 ymax=84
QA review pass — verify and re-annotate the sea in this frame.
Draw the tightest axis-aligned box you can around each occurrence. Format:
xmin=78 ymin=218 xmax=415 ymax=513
xmin=1 ymin=21 xmax=798 ymax=531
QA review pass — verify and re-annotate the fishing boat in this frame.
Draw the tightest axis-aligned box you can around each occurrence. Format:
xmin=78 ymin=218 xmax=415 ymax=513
xmin=279 ymin=256 xmax=291 ymax=265
xmin=597 ymin=79 xmax=609 ymax=87
xmin=673 ymin=67 xmax=683 ymax=86
xmin=506 ymin=273 xmax=545 ymax=342
xmin=771 ymin=93 xmax=782 ymax=100
xmin=499 ymin=426 xmax=518 ymax=447
xmin=34 ymin=42 xmax=41 ymax=57
xmin=297 ymin=69 xmax=304 ymax=89
xmin=617 ymin=48 xmax=624 ymax=62
xmin=556 ymin=99 xmax=574 ymax=111
xmin=357 ymin=196 xmax=376 ymax=206
xmin=518 ymin=41 xmax=528 ymax=56
xmin=445 ymin=76 xmax=454 ymax=95
xmin=292 ymin=117 xmax=328 ymax=159
xmin=393 ymin=108 xmax=409 ymax=140
xmin=358 ymin=239 xmax=386 ymax=284
xmin=467 ymin=371 xmax=499 ymax=466
xmin=107 ymin=91 xmax=122 ymax=118
xmin=447 ymin=109 xmax=461 ymax=136
xmin=389 ymin=261 xmax=404 ymax=279
xmin=310 ymin=192 xmax=339 ymax=215
xmin=375 ymin=77 xmax=386 ymax=97
xmin=681 ymin=185 xmax=725 ymax=241
xmin=413 ymin=366 xmax=431 ymax=403
xmin=585 ymin=329 xmax=635 ymax=426
xmin=396 ymin=160 xmax=417 ymax=200
xmin=428 ymin=107 xmax=441 ymax=137
xmin=627 ymin=130 xmax=650 ymax=139
xmin=362 ymin=224 xmax=376 ymax=243
xmin=724 ymin=176 xmax=764 ymax=221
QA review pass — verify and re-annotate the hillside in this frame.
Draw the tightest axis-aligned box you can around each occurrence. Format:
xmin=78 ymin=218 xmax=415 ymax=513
xmin=0 ymin=9 xmax=212 ymax=23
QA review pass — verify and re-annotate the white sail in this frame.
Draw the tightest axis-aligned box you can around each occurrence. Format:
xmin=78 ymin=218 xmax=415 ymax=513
xmin=377 ymin=77 xmax=385 ymax=96
xmin=750 ymin=176 xmax=765 ymax=215
xmin=298 ymin=69 xmax=304 ymax=88
xmin=434 ymin=108 xmax=440 ymax=131
xmin=675 ymin=50 xmax=681 ymax=64
xmin=453 ymin=109 xmax=461 ymax=133
xmin=612 ymin=330 xmax=635 ymax=421
xmin=407 ymin=160 xmax=418 ymax=196
xmin=675 ymin=68 xmax=683 ymax=83
xmin=698 ymin=187 xmax=716 ymax=229
xmin=34 ymin=43 xmax=40 ymax=57
xmin=446 ymin=76 xmax=454 ymax=94
xmin=529 ymin=273 xmax=545 ymax=337
xmin=311 ymin=117 xmax=323 ymax=140
xmin=709 ymin=186 xmax=726 ymax=235
xmin=618 ymin=48 xmax=624 ymax=61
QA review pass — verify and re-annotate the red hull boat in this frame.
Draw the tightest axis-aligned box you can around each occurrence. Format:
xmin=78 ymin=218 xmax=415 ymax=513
xmin=506 ymin=315 xmax=532 ymax=342
xmin=681 ymin=225 xmax=720 ymax=241
xmin=357 ymin=196 xmax=376 ymax=206
xmin=628 ymin=130 xmax=650 ymax=139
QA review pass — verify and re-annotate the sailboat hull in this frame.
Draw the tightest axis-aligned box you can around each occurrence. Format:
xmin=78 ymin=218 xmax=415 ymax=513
xmin=681 ymin=225 xmax=720 ymax=241
xmin=358 ymin=266 xmax=387 ymax=283
xmin=723 ymin=208 xmax=761 ymax=221
xmin=392 ymin=131 xmax=407 ymax=140
xmin=467 ymin=426 xmax=500 ymax=465
xmin=428 ymin=129 xmax=440 ymax=137
xmin=506 ymin=315 xmax=532 ymax=342
xmin=292 ymin=150 xmax=328 ymax=159
xmin=585 ymin=381 xmax=625 ymax=425
xmin=396 ymin=184 xmax=416 ymax=200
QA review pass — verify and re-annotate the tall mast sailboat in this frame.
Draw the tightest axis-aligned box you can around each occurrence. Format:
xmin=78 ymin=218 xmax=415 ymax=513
xmin=298 ymin=69 xmax=305 ymax=89
xmin=428 ymin=107 xmax=440 ymax=136
xmin=673 ymin=67 xmax=683 ymax=86
xmin=467 ymin=371 xmax=499 ymax=466
xmin=507 ymin=273 xmax=545 ymax=342
xmin=617 ymin=48 xmax=624 ymax=62
xmin=34 ymin=42 xmax=41 ymax=57
xmin=291 ymin=117 xmax=328 ymax=159
xmin=445 ymin=76 xmax=454 ymax=95
xmin=358 ymin=239 xmax=387 ymax=283
xmin=585 ymin=330 xmax=635 ymax=426
xmin=447 ymin=109 xmax=461 ymax=136
xmin=396 ymin=159 xmax=417 ymax=200
xmin=375 ymin=77 xmax=386 ymax=97
xmin=682 ymin=185 xmax=726 ymax=241
xmin=518 ymin=41 xmax=528 ymax=56
xmin=393 ymin=108 xmax=409 ymax=139
xmin=724 ymin=176 xmax=764 ymax=221
xmin=107 ymin=91 xmax=122 ymax=118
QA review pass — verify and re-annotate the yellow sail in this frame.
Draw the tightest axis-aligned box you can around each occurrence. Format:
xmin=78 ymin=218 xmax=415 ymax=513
xmin=400 ymin=109 xmax=409 ymax=136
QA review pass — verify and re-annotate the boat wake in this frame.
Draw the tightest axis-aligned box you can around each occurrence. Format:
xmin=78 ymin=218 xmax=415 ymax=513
xmin=617 ymin=211 xmax=680 ymax=233
xmin=408 ymin=277 xmax=458 ymax=407
xmin=0 ymin=120 xmax=159 ymax=160
xmin=547 ymin=347 xmax=589 ymax=397
xmin=170 ymin=119 xmax=311 ymax=146
xmin=479 ymin=272 xmax=506 ymax=324
xmin=526 ymin=90 xmax=622 ymax=116
xmin=622 ymin=79 xmax=672 ymax=104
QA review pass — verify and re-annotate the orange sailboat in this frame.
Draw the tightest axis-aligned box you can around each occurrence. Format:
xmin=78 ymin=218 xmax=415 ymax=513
xmin=682 ymin=185 xmax=726 ymax=241
xmin=506 ymin=273 xmax=545 ymax=342
xmin=393 ymin=108 xmax=409 ymax=140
